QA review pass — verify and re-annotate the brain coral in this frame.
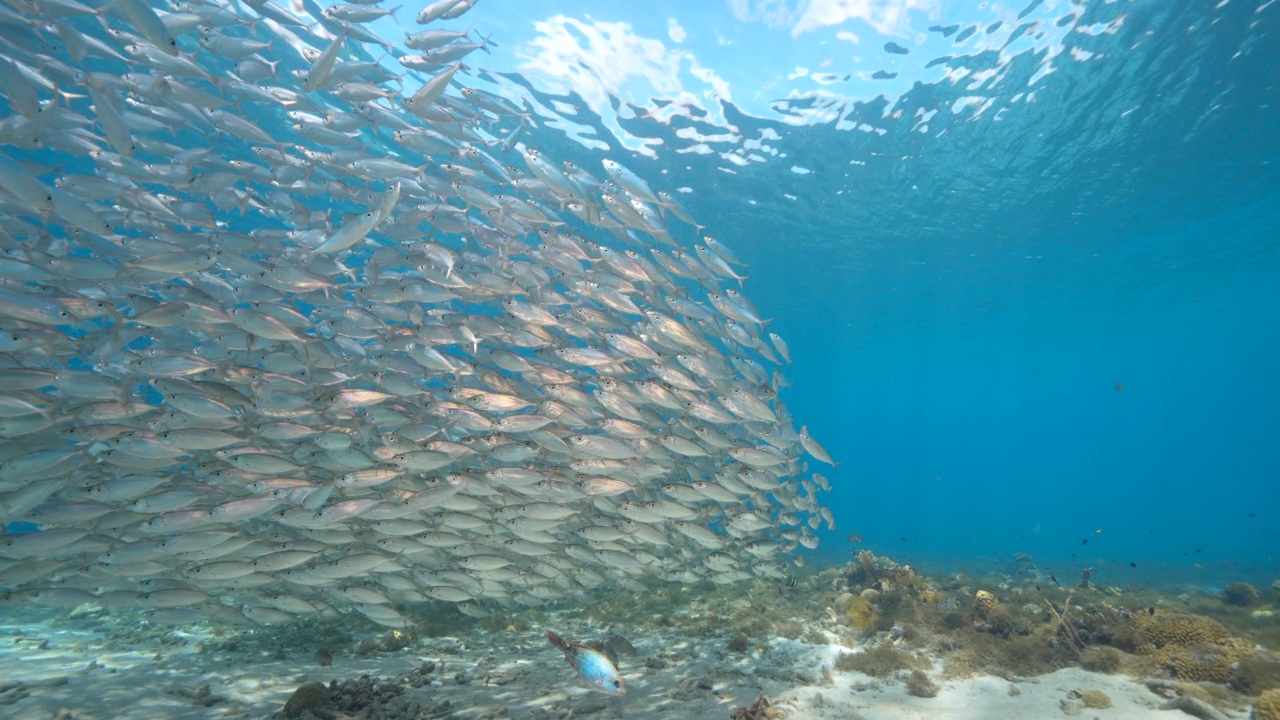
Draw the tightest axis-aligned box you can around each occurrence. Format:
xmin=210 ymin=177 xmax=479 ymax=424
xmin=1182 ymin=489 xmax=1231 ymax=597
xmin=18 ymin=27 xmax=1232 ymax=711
xmin=1131 ymin=610 xmax=1231 ymax=649
xmin=847 ymin=595 xmax=879 ymax=632
xmin=1160 ymin=641 xmax=1252 ymax=682
xmin=1130 ymin=609 xmax=1255 ymax=682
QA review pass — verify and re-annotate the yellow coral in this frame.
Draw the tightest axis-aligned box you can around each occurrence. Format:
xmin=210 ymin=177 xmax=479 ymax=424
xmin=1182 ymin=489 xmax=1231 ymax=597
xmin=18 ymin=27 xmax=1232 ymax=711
xmin=1079 ymin=689 xmax=1112 ymax=709
xmin=1131 ymin=609 xmax=1230 ymax=648
xmin=973 ymin=590 xmax=998 ymax=621
xmin=847 ymin=595 xmax=879 ymax=632
xmin=1156 ymin=637 xmax=1254 ymax=683
xmin=1128 ymin=609 xmax=1254 ymax=682
xmin=1255 ymin=688 xmax=1280 ymax=720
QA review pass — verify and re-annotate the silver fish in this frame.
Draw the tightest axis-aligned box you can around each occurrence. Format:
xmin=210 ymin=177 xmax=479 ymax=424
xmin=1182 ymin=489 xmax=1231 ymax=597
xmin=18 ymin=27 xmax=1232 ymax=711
xmin=0 ymin=0 xmax=834 ymax=631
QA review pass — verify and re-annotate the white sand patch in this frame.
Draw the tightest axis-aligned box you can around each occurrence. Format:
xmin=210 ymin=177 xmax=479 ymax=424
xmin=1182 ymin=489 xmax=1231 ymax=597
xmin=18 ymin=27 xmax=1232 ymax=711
xmin=782 ymin=666 xmax=1248 ymax=720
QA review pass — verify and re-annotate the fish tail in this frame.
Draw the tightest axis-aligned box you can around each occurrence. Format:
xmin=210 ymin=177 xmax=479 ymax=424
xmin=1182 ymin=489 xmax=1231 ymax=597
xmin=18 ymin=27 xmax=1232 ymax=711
xmin=545 ymin=630 xmax=568 ymax=651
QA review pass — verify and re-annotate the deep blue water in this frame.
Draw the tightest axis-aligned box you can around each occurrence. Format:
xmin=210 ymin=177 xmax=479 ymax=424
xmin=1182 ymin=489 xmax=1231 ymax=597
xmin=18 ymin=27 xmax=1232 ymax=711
xmin=706 ymin=1 xmax=1280 ymax=583
xmin=483 ymin=0 xmax=1280 ymax=584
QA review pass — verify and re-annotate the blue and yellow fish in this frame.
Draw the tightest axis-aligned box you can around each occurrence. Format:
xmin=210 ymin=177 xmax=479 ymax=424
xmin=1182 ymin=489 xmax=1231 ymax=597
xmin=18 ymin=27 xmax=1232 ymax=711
xmin=545 ymin=630 xmax=626 ymax=695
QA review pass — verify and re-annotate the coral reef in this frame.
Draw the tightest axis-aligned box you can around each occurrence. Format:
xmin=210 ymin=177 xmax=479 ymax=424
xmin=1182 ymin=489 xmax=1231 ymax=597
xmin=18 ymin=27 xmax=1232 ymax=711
xmin=839 ymin=554 xmax=1276 ymax=687
xmin=846 ymin=596 xmax=879 ymax=633
xmin=489 ymin=551 xmax=1279 ymax=703
xmin=1163 ymin=638 xmax=1256 ymax=683
xmin=972 ymin=590 xmax=999 ymax=623
xmin=841 ymin=551 xmax=935 ymax=603
xmin=834 ymin=593 xmax=854 ymax=616
xmin=1144 ymin=679 xmax=1241 ymax=719
xmin=1129 ymin=608 xmax=1229 ymax=648
xmin=842 ymin=550 xmax=881 ymax=587
xmin=592 ymin=565 xmax=1274 ymax=699
xmin=1233 ymin=654 xmax=1280 ymax=695
xmin=1255 ymin=689 xmax=1280 ymax=720
xmin=34 ymin=554 xmax=1279 ymax=720
xmin=971 ymin=590 xmax=1018 ymax=636
xmin=1128 ymin=609 xmax=1256 ymax=682
xmin=1224 ymin=583 xmax=1263 ymax=607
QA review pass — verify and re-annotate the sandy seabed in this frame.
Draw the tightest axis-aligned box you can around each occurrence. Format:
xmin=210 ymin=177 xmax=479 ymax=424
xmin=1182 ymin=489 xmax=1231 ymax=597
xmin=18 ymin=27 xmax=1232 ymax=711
xmin=0 ymin=608 xmax=1245 ymax=720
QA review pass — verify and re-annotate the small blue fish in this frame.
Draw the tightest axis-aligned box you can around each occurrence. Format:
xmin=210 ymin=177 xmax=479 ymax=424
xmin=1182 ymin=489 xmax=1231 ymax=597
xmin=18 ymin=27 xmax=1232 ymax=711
xmin=545 ymin=630 xmax=626 ymax=695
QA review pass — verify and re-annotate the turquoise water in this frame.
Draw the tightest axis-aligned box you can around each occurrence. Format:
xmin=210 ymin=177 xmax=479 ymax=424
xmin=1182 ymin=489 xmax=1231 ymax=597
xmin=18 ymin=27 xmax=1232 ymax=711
xmin=0 ymin=0 xmax=1277 ymax=716
xmin=1 ymin=0 xmax=1276 ymax=614
xmin=464 ymin=0 xmax=1280 ymax=581
xmin=723 ymin=0 xmax=1280 ymax=579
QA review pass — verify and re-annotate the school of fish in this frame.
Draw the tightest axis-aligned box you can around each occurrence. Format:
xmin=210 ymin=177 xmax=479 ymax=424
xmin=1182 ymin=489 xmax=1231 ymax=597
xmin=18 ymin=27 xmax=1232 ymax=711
xmin=0 ymin=0 xmax=838 ymax=628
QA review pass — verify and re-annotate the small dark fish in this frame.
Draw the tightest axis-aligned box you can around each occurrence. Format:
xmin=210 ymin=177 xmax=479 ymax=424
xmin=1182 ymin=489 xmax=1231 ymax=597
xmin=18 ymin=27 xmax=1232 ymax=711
xmin=1114 ymin=380 xmax=1124 ymax=391
xmin=846 ymin=532 xmax=863 ymax=543
xmin=783 ymin=574 xmax=798 ymax=588
xmin=1129 ymin=562 xmax=1138 ymax=567
xmin=316 ymin=646 xmax=332 ymax=667
xmin=1081 ymin=539 xmax=1089 ymax=545
xmin=1049 ymin=574 xmax=1059 ymax=585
